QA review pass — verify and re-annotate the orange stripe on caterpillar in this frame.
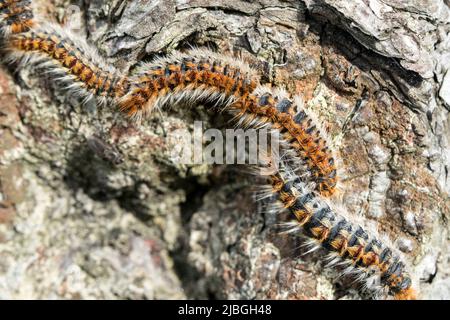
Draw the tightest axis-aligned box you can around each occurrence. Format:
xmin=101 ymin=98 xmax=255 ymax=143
xmin=8 ymin=18 xmax=32 ymax=33
xmin=8 ymin=30 xmax=129 ymax=99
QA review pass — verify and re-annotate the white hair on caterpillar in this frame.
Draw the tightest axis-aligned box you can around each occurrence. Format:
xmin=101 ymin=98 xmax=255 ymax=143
xmin=133 ymin=47 xmax=259 ymax=81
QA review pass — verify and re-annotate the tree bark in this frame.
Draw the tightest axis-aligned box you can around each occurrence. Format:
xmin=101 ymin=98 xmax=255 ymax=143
xmin=0 ymin=0 xmax=449 ymax=299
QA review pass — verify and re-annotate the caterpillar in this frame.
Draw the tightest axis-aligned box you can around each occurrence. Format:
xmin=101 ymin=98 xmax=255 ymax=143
xmin=0 ymin=0 xmax=34 ymax=34
xmin=268 ymin=168 xmax=415 ymax=300
xmin=0 ymin=0 xmax=416 ymax=299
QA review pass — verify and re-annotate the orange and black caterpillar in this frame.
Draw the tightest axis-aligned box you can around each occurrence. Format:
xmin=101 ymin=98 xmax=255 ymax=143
xmin=0 ymin=0 xmax=34 ymax=34
xmin=0 ymin=0 xmax=416 ymax=299
xmin=124 ymin=55 xmax=337 ymax=196
xmin=5 ymin=30 xmax=338 ymax=197
xmin=10 ymin=29 xmax=128 ymax=99
xmin=269 ymin=169 xmax=416 ymax=300
xmin=0 ymin=2 xmax=337 ymax=196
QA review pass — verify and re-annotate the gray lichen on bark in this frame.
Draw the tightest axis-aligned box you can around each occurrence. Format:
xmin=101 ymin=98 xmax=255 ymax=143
xmin=0 ymin=0 xmax=449 ymax=299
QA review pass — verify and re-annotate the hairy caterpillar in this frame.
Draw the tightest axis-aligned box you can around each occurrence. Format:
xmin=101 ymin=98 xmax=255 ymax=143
xmin=7 ymin=25 xmax=127 ymax=104
xmin=5 ymin=28 xmax=339 ymax=197
xmin=0 ymin=0 xmax=416 ymax=299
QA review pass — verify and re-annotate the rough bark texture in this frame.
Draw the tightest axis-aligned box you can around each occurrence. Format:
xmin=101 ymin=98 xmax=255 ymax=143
xmin=0 ymin=0 xmax=449 ymax=299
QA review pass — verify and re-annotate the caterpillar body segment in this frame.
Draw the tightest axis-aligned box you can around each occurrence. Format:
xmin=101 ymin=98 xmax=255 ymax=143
xmin=5 ymin=21 xmax=339 ymax=197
